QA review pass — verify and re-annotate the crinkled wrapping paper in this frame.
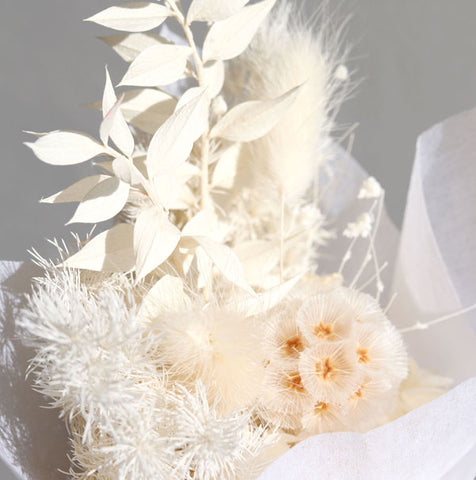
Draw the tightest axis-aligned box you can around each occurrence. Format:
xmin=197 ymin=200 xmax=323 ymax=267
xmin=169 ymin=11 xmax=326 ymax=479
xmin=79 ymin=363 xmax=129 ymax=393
xmin=1 ymin=108 xmax=476 ymax=479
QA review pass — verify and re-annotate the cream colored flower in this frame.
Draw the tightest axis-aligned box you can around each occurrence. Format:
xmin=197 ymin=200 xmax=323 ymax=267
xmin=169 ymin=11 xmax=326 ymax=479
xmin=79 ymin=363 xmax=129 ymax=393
xmin=296 ymin=293 xmax=355 ymax=344
xmin=301 ymin=400 xmax=347 ymax=435
xmin=157 ymin=306 xmax=264 ymax=413
xmin=298 ymin=341 xmax=359 ymax=404
xmin=354 ymin=321 xmax=408 ymax=382
xmin=264 ymin=300 xmax=308 ymax=368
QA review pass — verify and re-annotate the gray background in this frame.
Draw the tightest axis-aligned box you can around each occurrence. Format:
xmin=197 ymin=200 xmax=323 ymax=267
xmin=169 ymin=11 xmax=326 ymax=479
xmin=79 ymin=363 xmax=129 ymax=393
xmin=2 ymin=1 xmax=476 ymax=262
xmin=1 ymin=0 xmax=476 ymax=477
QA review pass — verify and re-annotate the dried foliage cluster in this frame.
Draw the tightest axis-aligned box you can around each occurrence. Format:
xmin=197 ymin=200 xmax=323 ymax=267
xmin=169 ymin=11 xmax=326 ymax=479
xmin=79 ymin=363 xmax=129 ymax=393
xmin=21 ymin=1 xmax=452 ymax=479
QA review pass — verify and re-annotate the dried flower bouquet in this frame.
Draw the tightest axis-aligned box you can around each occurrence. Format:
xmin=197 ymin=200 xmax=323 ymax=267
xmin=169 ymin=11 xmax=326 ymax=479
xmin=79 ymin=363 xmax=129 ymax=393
xmin=15 ymin=1 xmax=470 ymax=479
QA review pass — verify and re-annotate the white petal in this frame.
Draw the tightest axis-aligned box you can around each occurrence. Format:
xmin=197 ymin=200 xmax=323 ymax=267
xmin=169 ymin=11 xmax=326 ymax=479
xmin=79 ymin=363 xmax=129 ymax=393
xmin=67 ymin=177 xmax=130 ymax=224
xmin=187 ymin=0 xmax=249 ymax=23
xmin=119 ymin=43 xmax=192 ymax=87
xmin=62 ymin=223 xmax=135 ymax=272
xmin=146 ymin=88 xmax=209 ymax=177
xmin=100 ymin=32 xmax=171 ymax=62
xmin=134 ymin=206 xmax=181 ymax=279
xmin=40 ymin=175 xmax=110 ymax=204
xmin=202 ymin=0 xmax=276 ymax=62
xmin=210 ymin=84 xmax=303 ymax=142
xmin=85 ymin=2 xmax=171 ymax=33
xmin=25 ymin=131 xmax=106 ymax=166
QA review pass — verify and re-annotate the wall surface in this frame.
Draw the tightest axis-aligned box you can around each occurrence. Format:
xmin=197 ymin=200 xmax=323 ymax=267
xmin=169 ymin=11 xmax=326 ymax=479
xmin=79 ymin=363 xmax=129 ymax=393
xmin=1 ymin=1 xmax=476 ymax=477
xmin=1 ymin=1 xmax=476 ymax=261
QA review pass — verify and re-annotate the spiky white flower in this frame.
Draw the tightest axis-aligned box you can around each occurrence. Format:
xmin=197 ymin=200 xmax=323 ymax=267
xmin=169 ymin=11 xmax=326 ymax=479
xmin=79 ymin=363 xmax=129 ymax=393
xmin=156 ymin=306 xmax=265 ymax=412
xmin=298 ymin=341 xmax=359 ymax=404
xmin=296 ymin=293 xmax=355 ymax=343
xmin=169 ymin=382 xmax=273 ymax=480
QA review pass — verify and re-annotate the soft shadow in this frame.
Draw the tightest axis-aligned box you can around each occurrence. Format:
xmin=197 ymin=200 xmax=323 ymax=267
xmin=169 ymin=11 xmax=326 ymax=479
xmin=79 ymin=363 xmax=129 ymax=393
xmin=0 ymin=262 xmax=69 ymax=479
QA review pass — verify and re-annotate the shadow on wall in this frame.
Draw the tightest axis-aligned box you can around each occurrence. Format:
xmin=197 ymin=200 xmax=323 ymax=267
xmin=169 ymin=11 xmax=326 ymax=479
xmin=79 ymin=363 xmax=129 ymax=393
xmin=0 ymin=262 xmax=69 ymax=480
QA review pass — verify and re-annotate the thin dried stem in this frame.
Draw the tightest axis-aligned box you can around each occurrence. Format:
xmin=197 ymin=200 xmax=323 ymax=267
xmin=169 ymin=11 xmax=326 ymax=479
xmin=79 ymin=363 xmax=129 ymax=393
xmin=167 ymin=0 xmax=211 ymax=210
xmin=399 ymin=303 xmax=476 ymax=333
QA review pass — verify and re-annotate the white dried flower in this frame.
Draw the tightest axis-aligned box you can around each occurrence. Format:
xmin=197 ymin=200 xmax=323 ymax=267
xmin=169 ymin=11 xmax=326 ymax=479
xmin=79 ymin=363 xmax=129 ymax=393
xmin=301 ymin=400 xmax=347 ymax=435
xmin=297 ymin=293 xmax=355 ymax=343
xmin=343 ymin=213 xmax=374 ymax=238
xmin=156 ymin=305 xmax=265 ymax=412
xmin=358 ymin=176 xmax=383 ymax=199
xmin=299 ymin=341 xmax=359 ymax=404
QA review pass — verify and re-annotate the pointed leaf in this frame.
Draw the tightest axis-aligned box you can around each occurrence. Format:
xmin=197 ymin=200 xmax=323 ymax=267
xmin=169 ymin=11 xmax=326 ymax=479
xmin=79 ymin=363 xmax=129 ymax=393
xmin=187 ymin=0 xmax=249 ymax=23
xmin=62 ymin=223 xmax=135 ymax=272
xmin=85 ymin=2 xmax=171 ymax=33
xmin=134 ymin=206 xmax=181 ymax=279
xmin=67 ymin=177 xmax=130 ymax=224
xmin=202 ymin=0 xmax=276 ymax=62
xmin=101 ymin=68 xmax=135 ymax=156
xmin=119 ymin=43 xmax=192 ymax=87
xmin=25 ymin=131 xmax=107 ymax=166
xmin=40 ymin=175 xmax=110 ymax=204
xmin=211 ymin=143 xmax=240 ymax=188
xmin=202 ymin=60 xmax=225 ymax=98
xmin=210 ymin=84 xmax=302 ymax=142
xmin=146 ymin=88 xmax=209 ymax=177
xmin=111 ymin=155 xmax=142 ymax=185
xmin=88 ymin=88 xmax=177 ymax=135
xmin=120 ymin=88 xmax=176 ymax=135
xmin=234 ymin=240 xmax=279 ymax=284
xmin=100 ymin=33 xmax=171 ymax=62
xmin=190 ymin=236 xmax=253 ymax=293
xmin=236 ymin=275 xmax=302 ymax=317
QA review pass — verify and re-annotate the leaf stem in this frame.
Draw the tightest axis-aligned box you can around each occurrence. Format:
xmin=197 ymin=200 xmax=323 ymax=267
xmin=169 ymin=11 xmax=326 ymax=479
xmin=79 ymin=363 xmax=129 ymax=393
xmin=167 ymin=0 xmax=211 ymax=211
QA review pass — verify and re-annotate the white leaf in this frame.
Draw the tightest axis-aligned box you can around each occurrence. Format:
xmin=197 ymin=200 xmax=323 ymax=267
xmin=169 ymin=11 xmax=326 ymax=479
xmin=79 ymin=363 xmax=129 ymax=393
xmin=40 ymin=175 xmax=110 ymax=204
xmin=235 ymin=275 xmax=301 ymax=317
xmin=211 ymin=143 xmax=240 ymax=189
xmin=202 ymin=60 xmax=225 ymax=98
xmin=190 ymin=236 xmax=253 ymax=293
xmin=134 ymin=206 xmax=181 ymax=279
xmin=119 ymin=44 xmax=192 ymax=87
xmin=202 ymin=0 xmax=276 ymax=62
xmin=187 ymin=0 xmax=249 ymax=23
xmin=85 ymin=2 xmax=171 ymax=33
xmin=67 ymin=177 xmax=130 ymax=224
xmin=62 ymin=223 xmax=135 ymax=273
xmin=112 ymin=155 xmax=142 ymax=184
xmin=210 ymin=83 xmax=303 ymax=142
xmin=181 ymin=208 xmax=217 ymax=238
xmin=101 ymin=68 xmax=135 ymax=156
xmin=119 ymin=88 xmax=176 ymax=135
xmin=100 ymin=33 xmax=171 ymax=62
xmin=140 ymin=275 xmax=190 ymax=319
xmin=25 ymin=131 xmax=107 ymax=166
xmin=152 ymin=172 xmax=195 ymax=210
xmin=234 ymin=240 xmax=279 ymax=284
xmin=146 ymin=88 xmax=209 ymax=177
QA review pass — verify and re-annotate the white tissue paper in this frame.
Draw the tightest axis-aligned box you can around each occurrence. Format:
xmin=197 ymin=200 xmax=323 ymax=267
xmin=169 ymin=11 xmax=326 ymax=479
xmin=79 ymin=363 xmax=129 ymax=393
xmin=1 ymin=108 xmax=476 ymax=479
